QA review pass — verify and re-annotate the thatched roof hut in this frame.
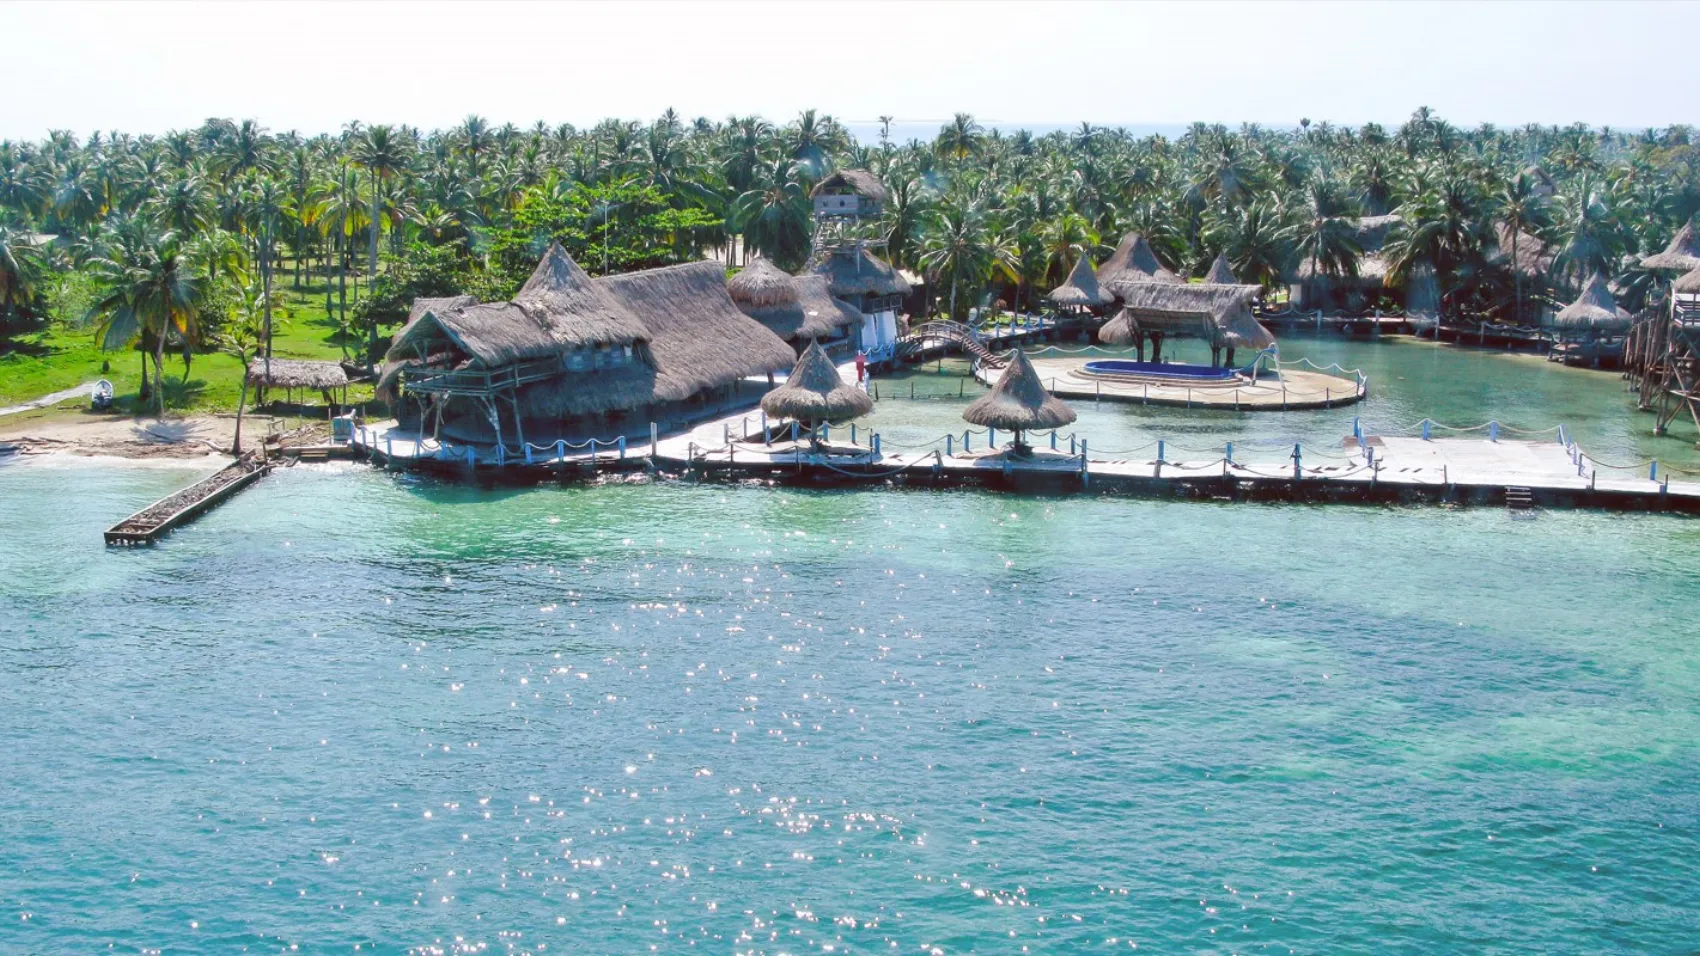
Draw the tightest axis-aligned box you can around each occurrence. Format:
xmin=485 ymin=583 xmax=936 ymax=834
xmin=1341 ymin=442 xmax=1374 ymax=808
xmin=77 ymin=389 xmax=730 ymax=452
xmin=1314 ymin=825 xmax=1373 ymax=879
xmin=963 ymin=350 xmax=1077 ymax=435
xmin=246 ymin=358 xmax=349 ymax=390
xmin=760 ymin=340 xmax=873 ymax=426
xmin=808 ymin=246 xmax=911 ymax=299
xmin=810 ymin=169 xmax=888 ymax=205
xmin=1202 ymin=254 xmax=1238 ymax=285
xmin=514 ymin=242 xmax=651 ymax=347
xmin=1097 ymin=233 xmax=1180 ymax=288
xmin=736 ymin=273 xmax=861 ymax=345
xmin=1046 ymin=254 xmax=1112 ymax=307
xmin=1550 ymin=272 xmax=1630 ymax=332
xmin=1494 ymin=222 xmax=1553 ymax=279
xmin=1641 ymin=218 xmax=1700 ymax=272
xmin=407 ymin=294 xmax=478 ymax=327
xmin=1673 ymin=263 xmax=1700 ymax=295
xmin=1099 ymin=281 xmax=1276 ymax=352
xmin=727 ymin=257 xmax=798 ymax=309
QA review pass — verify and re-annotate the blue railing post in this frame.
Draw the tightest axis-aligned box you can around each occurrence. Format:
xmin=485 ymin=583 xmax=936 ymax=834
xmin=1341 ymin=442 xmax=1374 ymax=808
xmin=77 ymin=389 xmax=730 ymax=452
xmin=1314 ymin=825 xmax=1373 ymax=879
xmin=851 ymin=423 xmax=857 ymax=446
xmin=524 ymin=443 xmax=533 ymax=464
xmin=1080 ymin=438 xmax=1088 ymax=468
xmin=989 ymin=427 xmax=997 ymax=448
xmin=618 ymin=436 xmax=627 ymax=460
xmin=872 ymin=434 xmax=881 ymax=456
xmin=1292 ymin=443 xmax=1301 ymax=480
xmin=1050 ymin=432 xmax=1057 ymax=451
xmin=1422 ymin=419 xmax=1431 ymax=441
xmin=761 ymin=411 xmax=769 ymax=445
xmin=1489 ymin=421 xmax=1500 ymax=442
xmin=469 ymin=447 xmax=477 ymax=468
xmin=1651 ymin=460 xmax=1659 ymax=481
xmin=1226 ymin=441 xmax=1234 ymax=465
xmin=946 ymin=434 xmax=953 ymax=457
xmin=964 ymin=430 xmax=971 ymax=453
xmin=650 ymin=422 xmax=658 ymax=457
xmin=385 ymin=435 xmax=393 ymax=458
xmin=1353 ymin=416 xmax=1362 ymax=441
xmin=822 ymin=423 xmax=831 ymax=442
xmin=790 ymin=421 xmax=799 ymax=444
xmin=1366 ymin=446 xmax=1375 ymax=469
xmin=557 ymin=439 xmax=566 ymax=461
xmin=1157 ymin=440 xmax=1166 ymax=463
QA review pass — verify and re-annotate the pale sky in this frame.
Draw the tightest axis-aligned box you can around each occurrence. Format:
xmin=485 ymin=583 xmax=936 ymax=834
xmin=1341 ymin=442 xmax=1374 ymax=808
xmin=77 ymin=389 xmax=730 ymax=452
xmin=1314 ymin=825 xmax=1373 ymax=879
xmin=5 ymin=0 xmax=1696 ymax=141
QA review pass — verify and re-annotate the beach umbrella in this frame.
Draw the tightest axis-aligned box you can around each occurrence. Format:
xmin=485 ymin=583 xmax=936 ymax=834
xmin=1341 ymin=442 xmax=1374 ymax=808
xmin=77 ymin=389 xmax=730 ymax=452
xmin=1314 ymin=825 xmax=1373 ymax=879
xmin=1046 ymin=254 xmax=1112 ymax=308
xmin=1551 ymin=272 xmax=1630 ymax=333
xmin=962 ymin=350 xmax=1076 ymax=455
xmin=761 ymin=340 xmax=873 ymax=446
xmin=1202 ymin=253 xmax=1238 ymax=285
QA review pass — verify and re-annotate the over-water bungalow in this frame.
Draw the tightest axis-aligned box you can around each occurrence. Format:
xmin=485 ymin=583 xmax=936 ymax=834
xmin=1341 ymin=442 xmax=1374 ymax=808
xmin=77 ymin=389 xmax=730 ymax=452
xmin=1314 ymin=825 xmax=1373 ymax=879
xmin=377 ymin=244 xmax=795 ymax=447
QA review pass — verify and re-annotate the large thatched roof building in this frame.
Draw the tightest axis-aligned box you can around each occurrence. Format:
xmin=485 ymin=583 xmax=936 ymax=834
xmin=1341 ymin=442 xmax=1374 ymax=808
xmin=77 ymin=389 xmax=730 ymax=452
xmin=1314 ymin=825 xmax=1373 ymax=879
xmin=728 ymin=258 xmax=861 ymax=355
xmin=1099 ymin=279 xmax=1276 ymax=365
xmin=380 ymin=244 xmax=795 ymax=445
xmin=1642 ymin=218 xmax=1700 ymax=273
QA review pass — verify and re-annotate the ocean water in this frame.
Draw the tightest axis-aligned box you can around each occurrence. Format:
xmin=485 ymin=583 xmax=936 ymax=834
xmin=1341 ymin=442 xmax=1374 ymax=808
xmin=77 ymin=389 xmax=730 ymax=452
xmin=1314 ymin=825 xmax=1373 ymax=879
xmin=2 ymin=339 xmax=1699 ymax=954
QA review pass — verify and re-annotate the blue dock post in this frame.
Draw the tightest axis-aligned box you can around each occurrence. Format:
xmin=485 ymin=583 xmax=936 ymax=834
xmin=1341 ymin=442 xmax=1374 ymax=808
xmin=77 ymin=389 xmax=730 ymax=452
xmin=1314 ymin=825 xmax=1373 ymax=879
xmin=851 ymin=423 xmax=857 ymax=446
xmin=1366 ymin=446 xmax=1375 ymax=469
xmin=618 ymin=436 xmax=626 ymax=460
xmin=1651 ymin=460 xmax=1659 ymax=481
xmin=1353 ymin=416 xmax=1361 ymax=441
xmin=791 ymin=421 xmax=799 ymax=444
xmin=1292 ymin=443 xmax=1301 ymax=480
xmin=989 ymin=427 xmax=997 ymax=448
xmin=1157 ymin=440 xmax=1166 ymax=464
xmin=964 ymin=430 xmax=971 ymax=453
xmin=496 ymin=444 xmax=505 ymax=466
xmin=1422 ymin=419 xmax=1431 ymax=441
xmin=946 ymin=434 xmax=953 ymax=457
xmin=1557 ymin=424 xmax=1566 ymax=446
xmin=1489 ymin=421 xmax=1500 ymax=442
xmin=1080 ymin=438 xmax=1088 ymax=464
xmin=1226 ymin=441 xmax=1234 ymax=465
xmin=524 ymin=443 xmax=533 ymax=464
xmin=557 ymin=439 xmax=566 ymax=461
xmin=385 ymin=435 xmax=393 ymax=459
xmin=873 ymin=433 xmax=881 ymax=456
xmin=1050 ymin=432 xmax=1057 ymax=451
xmin=469 ymin=447 xmax=477 ymax=468
xmin=1070 ymin=435 xmax=1077 ymax=455
xmin=822 ymin=423 xmax=830 ymax=442
xmin=650 ymin=423 xmax=658 ymax=457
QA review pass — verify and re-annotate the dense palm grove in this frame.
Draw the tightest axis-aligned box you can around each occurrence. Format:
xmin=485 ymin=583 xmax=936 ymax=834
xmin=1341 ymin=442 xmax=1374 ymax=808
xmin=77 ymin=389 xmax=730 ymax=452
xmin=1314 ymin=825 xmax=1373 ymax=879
xmin=3 ymin=108 xmax=1699 ymax=408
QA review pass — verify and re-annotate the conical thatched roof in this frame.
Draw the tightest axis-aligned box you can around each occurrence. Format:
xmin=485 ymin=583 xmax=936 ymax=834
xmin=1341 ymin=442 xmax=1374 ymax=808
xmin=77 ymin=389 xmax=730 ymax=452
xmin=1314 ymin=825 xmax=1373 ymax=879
xmin=737 ymin=274 xmax=861 ymax=344
xmin=760 ymin=340 xmax=873 ymax=425
xmin=1202 ymin=254 xmax=1238 ymax=285
xmin=1097 ymin=281 xmax=1276 ymax=351
xmin=963 ymin=350 xmax=1077 ymax=432
xmin=1551 ymin=272 xmax=1630 ymax=331
xmin=1046 ymin=254 xmax=1112 ymax=307
xmin=1673 ymin=263 xmax=1700 ymax=295
xmin=808 ymin=246 xmax=911 ymax=298
xmin=1642 ymin=219 xmax=1700 ymax=272
xmin=513 ymin=242 xmax=652 ymax=347
xmin=1097 ymin=233 xmax=1181 ymax=289
xmin=727 ymin=257 xmax=799 ymax=309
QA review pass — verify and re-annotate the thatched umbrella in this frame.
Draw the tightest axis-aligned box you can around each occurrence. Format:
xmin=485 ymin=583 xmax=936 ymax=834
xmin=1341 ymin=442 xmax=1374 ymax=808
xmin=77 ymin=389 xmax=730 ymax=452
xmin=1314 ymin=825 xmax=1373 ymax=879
xmin=1550 ymin=272 xmax=1630 ymax=333
xmin=1097 ymin=233 xmax=1181 ymax=289
xmin=1674 ymin=262 xmax=1700 ymax=296
xmin=727 ymin=257 xmax=798 ymax=309
xmin=1202 ymin=254 xmax=1238 ymax=285
xmin=962 ymin=350 xmax=1076 ymax=455
xmin=1642 ymin=217 xmax=1700 ymax=272
xmin=1046 ymin=255 xmax=1112 ymax=309
xmin=761 ymin=340 xmax=873 ymax=447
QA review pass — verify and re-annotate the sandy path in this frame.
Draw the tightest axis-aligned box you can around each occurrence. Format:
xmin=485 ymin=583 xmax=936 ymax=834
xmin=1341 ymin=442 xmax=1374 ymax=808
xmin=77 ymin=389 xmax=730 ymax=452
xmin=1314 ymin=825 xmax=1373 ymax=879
xmin=0 ymin=382 xmax=96 ymax=417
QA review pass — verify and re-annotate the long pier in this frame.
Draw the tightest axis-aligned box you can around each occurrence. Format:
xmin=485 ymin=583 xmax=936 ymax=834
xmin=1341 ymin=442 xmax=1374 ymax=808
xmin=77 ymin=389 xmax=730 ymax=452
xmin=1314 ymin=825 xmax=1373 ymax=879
xmin=104 ymin=454 xmax=274 ymax=546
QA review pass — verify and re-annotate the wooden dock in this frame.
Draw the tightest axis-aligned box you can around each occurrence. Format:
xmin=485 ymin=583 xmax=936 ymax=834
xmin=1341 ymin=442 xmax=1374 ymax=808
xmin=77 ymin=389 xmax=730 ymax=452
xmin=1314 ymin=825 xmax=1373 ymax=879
xmin=987 ymin=353 xmax=1367 ymax=411
xmin=104 ymin=454 xmax=273 ymax=546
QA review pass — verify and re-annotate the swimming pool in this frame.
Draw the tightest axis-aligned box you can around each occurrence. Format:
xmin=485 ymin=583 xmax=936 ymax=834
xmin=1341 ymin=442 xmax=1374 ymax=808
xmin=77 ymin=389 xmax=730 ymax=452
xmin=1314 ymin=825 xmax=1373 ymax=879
xmin=1081 ymin=359 xmax=1239 ymax=381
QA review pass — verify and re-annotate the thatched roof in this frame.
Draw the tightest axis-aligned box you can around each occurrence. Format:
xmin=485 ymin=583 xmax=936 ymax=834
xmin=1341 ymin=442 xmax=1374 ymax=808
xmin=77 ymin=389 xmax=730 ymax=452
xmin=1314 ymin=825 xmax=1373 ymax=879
xmin=1550 ymin=272 xmax=1630 ymax=331
xmin=597 ymin=261 xmax=797 ymax=405
xmin=1202 ymin=254 xmax=1238 ymax=285
xmin=1098 ymin=280 xmax=1276 ymax=351
xmin=963 ymin=350 xmax=1077 ymax=432
xmin=727 ymin=257 xmax=798 ymax=308
xmin=760 ymin=340 xmax=873 ymax=425
xmin=810 ymin=169 xmax=888 ymax=205
xmin=739 ymin=274 xmax=861 ymax=344
xmin=1046 ymin=254 xmax=1112 ymax=307
xmin=1673 ymin=263 xmax=1700 ymax=295
xmin=1641 ymin=219 xmax=1700 ymax=272
xmin=407 ymin=294 xmax=478 ymax=327
xmin=247 ymin=358 xmax=348 ymax=389
xmin=1097 ymin=233 xmax=1180 ymax=288
xmin=808 ymin=246 xmax=911 ymax=299
xmin=1494 ymin=222 xmax=1553 ymax=279
xmin=388 ymin=300 xmax=561 ymax=369
xmin=513 ymin=242 xmax=650 ymax=347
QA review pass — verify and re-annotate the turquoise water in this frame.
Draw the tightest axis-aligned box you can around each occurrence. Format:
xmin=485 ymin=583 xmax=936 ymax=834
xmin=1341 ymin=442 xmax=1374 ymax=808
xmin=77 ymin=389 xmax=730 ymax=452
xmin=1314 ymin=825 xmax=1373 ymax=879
xmin=3 ymin=338 xmax=1700 ymax=953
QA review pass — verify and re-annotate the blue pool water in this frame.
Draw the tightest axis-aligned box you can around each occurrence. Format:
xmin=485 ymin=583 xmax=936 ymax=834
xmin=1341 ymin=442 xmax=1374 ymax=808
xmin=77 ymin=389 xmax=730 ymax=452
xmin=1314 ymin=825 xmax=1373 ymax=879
xmin=1082 ymin=359 xmax=1238 ymax=380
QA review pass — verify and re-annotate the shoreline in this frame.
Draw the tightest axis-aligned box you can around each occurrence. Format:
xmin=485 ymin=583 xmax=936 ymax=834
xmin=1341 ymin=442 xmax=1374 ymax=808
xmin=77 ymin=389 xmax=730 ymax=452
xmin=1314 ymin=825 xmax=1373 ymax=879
xmin=0 ymin=407 xmax=241 ymax=461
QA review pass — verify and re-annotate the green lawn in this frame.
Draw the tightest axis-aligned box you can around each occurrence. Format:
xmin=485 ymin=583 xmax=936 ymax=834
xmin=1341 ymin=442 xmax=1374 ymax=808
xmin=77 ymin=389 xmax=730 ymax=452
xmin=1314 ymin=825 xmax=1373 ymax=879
xmin=1 ymin=260 xmax=382 ymax=414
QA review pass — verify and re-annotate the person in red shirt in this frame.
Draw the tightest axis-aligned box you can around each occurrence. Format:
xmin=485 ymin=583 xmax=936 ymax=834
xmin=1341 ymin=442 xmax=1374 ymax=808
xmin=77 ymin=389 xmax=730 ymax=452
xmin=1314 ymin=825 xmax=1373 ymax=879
xmin=855 ymin=350 xmax=867 ymax=384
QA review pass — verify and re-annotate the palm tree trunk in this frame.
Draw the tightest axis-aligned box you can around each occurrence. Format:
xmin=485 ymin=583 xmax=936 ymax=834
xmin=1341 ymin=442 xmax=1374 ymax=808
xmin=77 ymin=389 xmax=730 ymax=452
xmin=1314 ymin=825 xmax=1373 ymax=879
xmin=233 ymin=372 xmax=249 ymax=455
xmin=369 ymin=175 xmax=381 ymax=367
xmin=1512 ymin=230 xmax=1521 ymax=325
xmin=153 ymin=330 xmax=168 ymax=416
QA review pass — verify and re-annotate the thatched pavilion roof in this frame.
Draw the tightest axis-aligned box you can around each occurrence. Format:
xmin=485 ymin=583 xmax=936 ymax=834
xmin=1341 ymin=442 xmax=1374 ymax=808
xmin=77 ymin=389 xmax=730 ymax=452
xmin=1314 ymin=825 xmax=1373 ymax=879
xmin=1673 ymin=263 xmax=1700 ymax=295
xmin=727 ymin=257 xmax=798 ymax=309
xmin=1550 ymin=272 xmax=1630 ymax=331
xmin=738 ymin=274 xmax=861 ymax=344
xmin=808 ymin=246 xmax=911 ymax=299
xmin=1202 ymin=254 xmax=1238 ymax=285
xmin=1097 ymin=233 xmax=1180 ymax=288
xmin=1099 ymin=280 xmax=1276 ymax=352
xmin=1493 ymin=222 xmax=1553 ymax=279
xmin=407 ymin=294 xmax=478 ymax=327
xmin=1046 ymin=254 xmax=1112 ymax=307
xmin=388 ymin=300 xmax=561 ymax=370
xmin=513 ymin=242 xmax=651 ymax=347
xmin=1641 ymin=219 xmax=1700 ymax=272
xmin=963 ymin=350 xmax=1077 ymax=432
xmin=760 ymin=340 xmax=873 ymax=425
xmin=247 ymin=358 xmax=348 ymax=390
xmin=810 ymin=169 xmax=888 ymax=205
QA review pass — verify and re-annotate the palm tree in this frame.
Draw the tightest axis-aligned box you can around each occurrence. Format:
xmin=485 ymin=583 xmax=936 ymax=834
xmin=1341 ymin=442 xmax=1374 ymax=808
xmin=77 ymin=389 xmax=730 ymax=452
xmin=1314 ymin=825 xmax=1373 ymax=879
xmin=0 ymin=223 xmax=46 ymax=335
xmin=936 ymin=113 xmax=985 ymax=171
xmin=85 ymin=225 xmax=202 ymax=414
xmin=732 ymin=164 xmax=811 ymax=271
xmin=918 ymin=199 xmax=1012 ymax=322
xmin=354 ymin=125 xmax=408 ymax=362
xmin=1496 ymin=170 xmax=1551 ymax=324
xmin=1204 ymin=198 xmax=1294 ymax=289
xmin=1288 ymin=175 xmax=1362 ymax=306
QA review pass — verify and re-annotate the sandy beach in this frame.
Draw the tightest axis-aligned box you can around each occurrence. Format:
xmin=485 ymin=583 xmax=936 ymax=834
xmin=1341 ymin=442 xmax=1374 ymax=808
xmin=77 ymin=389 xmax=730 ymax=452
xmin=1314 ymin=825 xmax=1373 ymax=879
xmin=0 ymin=410 xmax=243 ymax=460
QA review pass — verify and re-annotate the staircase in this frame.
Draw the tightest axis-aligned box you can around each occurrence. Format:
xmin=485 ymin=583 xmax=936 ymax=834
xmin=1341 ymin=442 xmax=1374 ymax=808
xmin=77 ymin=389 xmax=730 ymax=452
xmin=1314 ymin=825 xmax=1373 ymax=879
xmin=1505 ymin=486 xmax=1534 ymax=516
xmin=896 ymin=320 xmax=1008 ymax=369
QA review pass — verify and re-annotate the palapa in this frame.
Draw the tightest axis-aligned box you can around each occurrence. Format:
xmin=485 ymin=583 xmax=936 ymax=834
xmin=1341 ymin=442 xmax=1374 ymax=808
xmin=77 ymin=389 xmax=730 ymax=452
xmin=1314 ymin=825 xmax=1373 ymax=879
xmin=1096 ymin=233 xmax=1180 ymax=289
xmin=809 ymin=169 xmax=889 ymax=205
xmin=727 ymin=257 xmax=799 ymax=309
xmin=1641 ymin=218 xmax=1700 ymax=272
xmin=1201 ymin=254 xmax=1238 ymax=285
xmin=808 ymin=246 xmax=912 ymax=299
xmin=963 ymin=350 xmax=1077 ymax=443
xmin=1673 ymin=262 xmax=1700 ymax=295
xmin=246 ymin=358 xmax=348 ymax=390
xmin=1550 ymin=272 xmax=1630 ymax=331
xmin=1098 ymin=280 xmax=1276 ymax=352
xmin=1047 ymin=254 xmax=1112 ymax=307
xmin=738 ymin=274 xmax=861 ymax=345
xmin=760 ymin=341 xmax=873 ymax=431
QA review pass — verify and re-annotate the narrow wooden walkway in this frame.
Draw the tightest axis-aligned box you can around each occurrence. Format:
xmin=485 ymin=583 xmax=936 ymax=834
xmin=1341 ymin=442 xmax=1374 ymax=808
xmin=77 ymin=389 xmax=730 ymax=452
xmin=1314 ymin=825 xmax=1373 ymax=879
xmin=104 ymin=454 xmax=273 ymax=546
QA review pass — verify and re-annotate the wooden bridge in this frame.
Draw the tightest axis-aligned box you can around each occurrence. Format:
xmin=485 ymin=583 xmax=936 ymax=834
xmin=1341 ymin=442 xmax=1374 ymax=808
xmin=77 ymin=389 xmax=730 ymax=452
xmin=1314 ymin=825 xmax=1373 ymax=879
xmin=104 ymin=454 xmax=273 ymax=546
xmin=896 ymin=320 xmax=1010 ymax=368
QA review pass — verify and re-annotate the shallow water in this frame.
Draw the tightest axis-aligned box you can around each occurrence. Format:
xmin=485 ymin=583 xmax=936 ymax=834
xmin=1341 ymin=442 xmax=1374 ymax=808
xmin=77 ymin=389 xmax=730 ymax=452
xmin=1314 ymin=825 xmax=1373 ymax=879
xmin=2 ymin=338 xmax=1699 ymax=954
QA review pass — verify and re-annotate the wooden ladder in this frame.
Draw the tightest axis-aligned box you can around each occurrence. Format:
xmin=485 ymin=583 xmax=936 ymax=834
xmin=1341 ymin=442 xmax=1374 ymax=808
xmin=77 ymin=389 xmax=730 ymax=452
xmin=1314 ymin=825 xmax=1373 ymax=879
xmin=1505 ymin=486 xmax=1534 ymax=514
